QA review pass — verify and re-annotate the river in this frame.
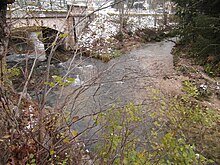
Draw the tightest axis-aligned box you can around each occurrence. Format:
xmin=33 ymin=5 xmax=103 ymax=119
xmin=6 ymin=39 xmax=176 ymax=145
xmin=43 ymin=39 xmax=176 ymax=137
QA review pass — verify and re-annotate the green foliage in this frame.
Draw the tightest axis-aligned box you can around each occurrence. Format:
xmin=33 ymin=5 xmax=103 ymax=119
xmin=26 ymin=153 xmax=36 ymax=165
xmin=95 ymin=80 xmax=219 ymax=164
xmin=92 ymin=49 xmax=121 ymax=62
xmin=59 ymin=33 xmax=69 ymax=38
xmin=182 ymin=80 xmax=199 ymax=98
xmin=172 ymin=0 xmax=220 ymax=75
xmin=44 ymin=75 xmax=75 ymax=87
xmin=94 ymin=94 xmax=219 ymax=164
xmin=182 ymin=80 xmax=212 ymax=100
xmin=151 ymin=84 xmax=219 ymax=163
xmin=160 ymin=134 xmax=205 ymax=165
xmin=95 ymin=103 xmax=149 ymax=164
xmin=6 ymin=67 xmax=21 ymax=78
xmin=111 ymin=50 xmax=121 ymax=58
xmin=204 ymin=64 xmax=214 ymax=76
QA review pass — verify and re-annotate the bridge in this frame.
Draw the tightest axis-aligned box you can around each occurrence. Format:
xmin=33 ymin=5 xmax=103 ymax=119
xmin=7 ymin=5 xmax=91 ymax=54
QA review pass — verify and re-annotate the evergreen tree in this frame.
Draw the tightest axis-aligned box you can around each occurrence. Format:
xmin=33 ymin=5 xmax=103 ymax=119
xmin=173 ymin=0 xmax=220 ymax=75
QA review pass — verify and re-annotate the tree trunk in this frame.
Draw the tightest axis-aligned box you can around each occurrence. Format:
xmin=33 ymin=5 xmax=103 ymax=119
xmin=119 ymin=0 xmax=124 ymax=34
xmin=0 ymin=0 xmax=9 ymax=88
xmin=0 ymin=1 xmax=10 ymax=164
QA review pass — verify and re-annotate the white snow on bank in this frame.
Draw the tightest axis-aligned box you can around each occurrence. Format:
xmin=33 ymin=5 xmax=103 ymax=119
xmin=127 ymin=16 xmax=157 ymax=32
xmin=78 ymin=14 xmax=119 ymax=49
xmin=77 ymin=8 xmax=158 ymax=55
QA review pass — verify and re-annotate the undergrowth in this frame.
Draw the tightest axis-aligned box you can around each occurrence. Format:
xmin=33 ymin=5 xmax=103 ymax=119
xmin=93 ymin=80 xmax=220 ymax=164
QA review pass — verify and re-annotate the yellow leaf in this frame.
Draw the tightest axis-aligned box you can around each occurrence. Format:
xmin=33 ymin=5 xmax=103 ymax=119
xmin=71 ymin=130 xmax=78 ymax=137
xmin=59 ymin=33 xmax=69 ymax=38
xmin=50 ymin=150 xmax=56 ymax=155
xmin=52 ymin=42 xmax=56 ymax=46
xmin=63 ymin=138 xmax=70 ymax=144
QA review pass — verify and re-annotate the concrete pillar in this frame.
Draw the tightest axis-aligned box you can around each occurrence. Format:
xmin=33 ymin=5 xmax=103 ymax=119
xmin=65 ymin=16 xmax=75 ymax=50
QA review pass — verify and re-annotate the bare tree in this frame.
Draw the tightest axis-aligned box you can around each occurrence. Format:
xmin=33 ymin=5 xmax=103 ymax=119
xmin=0 ymin=1 xmax=197 ymax=165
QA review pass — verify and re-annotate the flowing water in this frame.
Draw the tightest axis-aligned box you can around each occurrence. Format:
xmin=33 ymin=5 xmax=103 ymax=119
xmin=48 ymin=39 xmax=176 ymax=134
xmin=7 ymin=39 xmax=176 ymax=142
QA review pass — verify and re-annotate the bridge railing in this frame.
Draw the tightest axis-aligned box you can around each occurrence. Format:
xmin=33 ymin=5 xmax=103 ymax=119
xmin=11 ymin=0 xmax=69 ymax=11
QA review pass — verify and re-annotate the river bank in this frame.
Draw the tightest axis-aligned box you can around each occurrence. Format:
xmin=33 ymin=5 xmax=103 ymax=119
xmin=5 ymin=37 xmax=220 ymax=163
